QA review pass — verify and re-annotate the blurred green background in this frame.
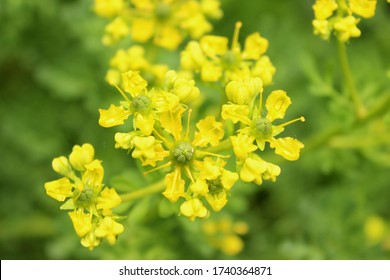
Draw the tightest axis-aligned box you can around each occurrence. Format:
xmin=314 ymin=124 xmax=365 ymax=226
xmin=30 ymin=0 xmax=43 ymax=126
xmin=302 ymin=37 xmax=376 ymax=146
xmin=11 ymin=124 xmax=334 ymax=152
xmin=1 ymin=0 xmax=390 ymax=259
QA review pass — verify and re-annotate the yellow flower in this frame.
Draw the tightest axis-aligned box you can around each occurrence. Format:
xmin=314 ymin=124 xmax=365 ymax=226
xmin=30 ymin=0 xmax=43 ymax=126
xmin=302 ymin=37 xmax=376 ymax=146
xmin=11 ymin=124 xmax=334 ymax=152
xmin=223 ymin=90 xmax=304 ymax=161
xmin=220 ymin=235 xmax=244 ymax=256
xmin=102 ymin=17 xmax=129 ymax=45
xmin=81 ymin=231 xmax=101 ymax=251
xmin=96 ymin=187 xmax=122 ymax=211
xmin=45 ymin=143 xmax=124 ymax=249
xmin=98 ymin=0 xmax=222 ymax=50
xmin=93 ymin=0 xmax=124 ymax=18
xmin=69 ymin=143 xmax=95 ymax=171
xmin=68 ymin=210 xmax=93 ymax=237
xmin=95 ymin=217 xmax=124 ymax=245
xmin=349 ymin=0 xmax=377 ymax=19
xmin=52 ymin=156 xmax=74 ymax=178
xmin=334 ymin=16 xmax=361 ymax=42
xmin=180 ymin=198 xmax=209 ymax=221
xmin=181 ymin=22 xmax=275 ymax=84
xmin=251 ymin=56 xmax=276 ymax=86
xmin=313 ymin=0 xmax=338 ymax=20
xmin=240 ymin=156 xmax=281 ymax=185
xmin=364 ymin=216 xmax=386 ymax=245
xmin=44 ymin=177 xmax=74 ymax=202
xmin=312 ymin=19 xmax=332 ymax=40
xmin=225 ymin=77 xmax=263 ymax=105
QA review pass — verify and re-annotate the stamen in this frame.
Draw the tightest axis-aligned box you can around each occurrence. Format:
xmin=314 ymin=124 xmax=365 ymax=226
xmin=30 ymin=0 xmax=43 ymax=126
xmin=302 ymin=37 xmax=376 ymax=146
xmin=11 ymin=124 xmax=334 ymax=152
xmin=196 ymin=150 xmax=230 ymax=158
xmin=112 ymin=83 xmax=131 ymax=104
xmin=153 ymin=129 xmax=173 ymax=149
xmin=184 ymin=166 xmax=195 ymax=183
xmin=231 ymin=21 xmax=243 ymax=51
xmin=258 ymin=89 xmax=264 ymax=118
xmin=143 ymin=161 xmax=172 ymax=175
xmin=185 ymin=109 xmax=192 ymax=140
xmin=278 ymin=116 xmax=305 ymax=128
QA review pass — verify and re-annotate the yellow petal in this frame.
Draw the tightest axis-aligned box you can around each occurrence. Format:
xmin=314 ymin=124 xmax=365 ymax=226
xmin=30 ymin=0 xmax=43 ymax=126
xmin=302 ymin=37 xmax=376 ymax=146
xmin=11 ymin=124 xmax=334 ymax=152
xmin=163 ymin=168 xmax=185 ymax=203
xmin=99 ymin=104 xmax=130 ymax=128
xmin=134 ymin=112 xmax=155 ymax=135
xmin=95 ymin=217 xmax=124 ymax=245
xmin=221 ymin=169 xmax=239 ymax=190
xmin=190 ymin=179 xmax=209 ymax=196
xmin=349 ymin=0 xmax=377 ymax=19
xmin=122 ymin=70 xmax=148 ymax=96
xmin=68 ymin=210 xmax=92 ymax=237
xmin=242 ymin=32 xmax=268 ymax=60
xmin=44 ymin=177 xmax=74 ymax=202
xmin=82 ymin=159 xmax=104 ymax=189
xmin=158 ymin=106 xmax=186 ymax=141
xmin=193 ymin=116 xmax=224 ymax=147
xmin=206 ymin=191 xmax=227 ymax=212
xmin=201 ymin=61 xmax=222 ymax=82
xmin=251 ymin=56 xmax=276 ymax=86
xmin=96 ymin=187 xmax=121 ymax=210
xmin=221 ymin=104 xmax=250 ymax=124
xmin=231 ymin=134 xmax=257 ymax=160
xmin=154 ymin=25 xmax=183 ymax=50
xmin=130 ymin=18 xmax=155 ymax=42
xmin=312 ymin=0 xmax=338 ymax=20
xmin=265 ymin=90 xmax=291 ymax=121
xmin=69 ymin=143 xmax=95 ymax=171
xmin=269 ymin=137 xmax=304 ymax=161
xmin=239 ymin=157 xmax=267 ymax=183
xmin=180 ymin=198 xmax=209 ymax=221
xmin=200 ymin=35 xmax=228 ymax=58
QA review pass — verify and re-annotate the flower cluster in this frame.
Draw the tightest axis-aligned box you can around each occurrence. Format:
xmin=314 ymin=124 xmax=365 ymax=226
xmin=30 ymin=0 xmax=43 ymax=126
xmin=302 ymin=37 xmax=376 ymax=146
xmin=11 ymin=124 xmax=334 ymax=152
xmin=312 ymin=0 xmax=377 ymax=41
xmin=44 ymin=144 xmax=123 ymax=250
xmin=99 ymin=70 xmax=242 ymax=220
xmin=202 ymin=218 xmax=249 ymax=256
xmin=94 ymin=0 xmax=223 ymax=49
xmin=222 ymin=78 xmax=305 ymax=185
xmin=181 ymin=22 xmax=276 ymax=85
xmin=105 ymin=45 xmax=169 ymax=87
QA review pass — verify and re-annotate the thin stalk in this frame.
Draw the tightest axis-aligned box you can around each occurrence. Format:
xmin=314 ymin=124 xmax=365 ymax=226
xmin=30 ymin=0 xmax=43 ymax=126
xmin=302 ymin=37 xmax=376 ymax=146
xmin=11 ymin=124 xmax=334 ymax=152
xmin=120 ymin=179 xmax=166 ymax=202
xmin=336 ymin=40 xmax=366 ymax=118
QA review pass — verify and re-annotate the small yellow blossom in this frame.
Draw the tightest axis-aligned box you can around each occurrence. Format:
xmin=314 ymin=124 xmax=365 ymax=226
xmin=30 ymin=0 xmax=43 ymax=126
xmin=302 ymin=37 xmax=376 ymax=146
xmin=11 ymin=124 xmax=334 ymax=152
xmin=349 ymin=0 xmax=377 ymax=18
xmin=334 ymin=16 xmax=361 ymax=42
xmin=313 ymin=0 xmax=338 ymax=20
xmin=181 ymin=22 xmax=275 ymax=84
xmin=220 ymin=235 xmax=244 ymax=256
xmin=96 ymin=0 xmax=223 ymax=50
xmin=93 ymin=0 xmax=124 ymax=18
xmin=222 ymin=90 xmax=305 ymax=161
xmin=364 ymin=216 xmax=386 ymax=245
xmin=180 ymin=198 xmax=209 ymax=221
xmin=312 ymin=19 xmax=332 ymax=40
xmin=96 ymin=187 xmax=122 ymax=211
xmin=95 ymin=217 xmax=124 ymax=245
xmin=69 ymin=143 xmax=94 ymax=171
xmin=163 ymin=167 xmax=186 ymax=203
xmin=225 ymin=77 xmax=263 ymax=105
xmin=102 ymin=17 xmax=129 ymax=45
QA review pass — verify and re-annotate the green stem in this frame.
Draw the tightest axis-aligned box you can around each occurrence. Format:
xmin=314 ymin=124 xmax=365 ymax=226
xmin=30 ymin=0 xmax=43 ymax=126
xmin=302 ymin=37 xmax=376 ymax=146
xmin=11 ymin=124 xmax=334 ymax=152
xmin=303 ymin=90 xmax=390 ymax=152
xmin=120 ymin=179 xmax=166 ymax=202
xmin=336 ymin=39 xmax=366 ymax=118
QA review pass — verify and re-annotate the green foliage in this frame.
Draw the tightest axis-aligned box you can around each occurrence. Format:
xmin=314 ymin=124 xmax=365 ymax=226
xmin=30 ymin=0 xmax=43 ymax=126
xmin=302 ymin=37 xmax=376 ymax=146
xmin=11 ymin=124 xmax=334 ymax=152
xmin=1 ymin=0 xmax=390 ymax=259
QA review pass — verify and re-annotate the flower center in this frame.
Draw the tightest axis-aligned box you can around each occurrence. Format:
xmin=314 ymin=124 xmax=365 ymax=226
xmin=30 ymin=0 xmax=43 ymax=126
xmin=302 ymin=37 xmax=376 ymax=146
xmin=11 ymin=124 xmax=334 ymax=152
xmin=75 ymin=185 xmax=94 ymax=208
xmin=252 ymin=118 xmax=273 ymax=139
xmin=207 ymin=178 xmax=223 ymax=194
xmin=222 ymin=50 xmax=240 ymax=69
xmin=131 ymin=95 xmax=150 ymax=113
xmin=172 ymin=142 xmax=194 ymax=164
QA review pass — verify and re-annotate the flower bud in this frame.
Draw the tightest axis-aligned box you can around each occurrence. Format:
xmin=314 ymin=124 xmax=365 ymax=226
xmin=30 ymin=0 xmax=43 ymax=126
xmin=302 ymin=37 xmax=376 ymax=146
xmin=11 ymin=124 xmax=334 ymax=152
xmin=69 ymin=144 xmax=95 ymax=171
xmin=225 ymin=77 xmax=262 ymax=105
xmin=173 ymin=78 xmax=200 ymax=103
xmin=52 ymin=156 xmax=73 ymax=178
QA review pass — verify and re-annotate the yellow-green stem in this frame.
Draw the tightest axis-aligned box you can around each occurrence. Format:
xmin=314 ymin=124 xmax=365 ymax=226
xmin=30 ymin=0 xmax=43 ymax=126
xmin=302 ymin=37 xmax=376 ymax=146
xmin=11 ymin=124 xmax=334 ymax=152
xmin=120 ymin=179 xmax=166 ymax=202
xmin=336 ymin=39 xmax=366 ymax=118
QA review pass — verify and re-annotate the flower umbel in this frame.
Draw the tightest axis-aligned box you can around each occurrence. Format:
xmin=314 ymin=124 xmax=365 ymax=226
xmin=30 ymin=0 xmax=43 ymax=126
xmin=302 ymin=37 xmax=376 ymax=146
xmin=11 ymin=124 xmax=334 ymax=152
xmin=44 ymin=143 xmax=123 ymax=250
